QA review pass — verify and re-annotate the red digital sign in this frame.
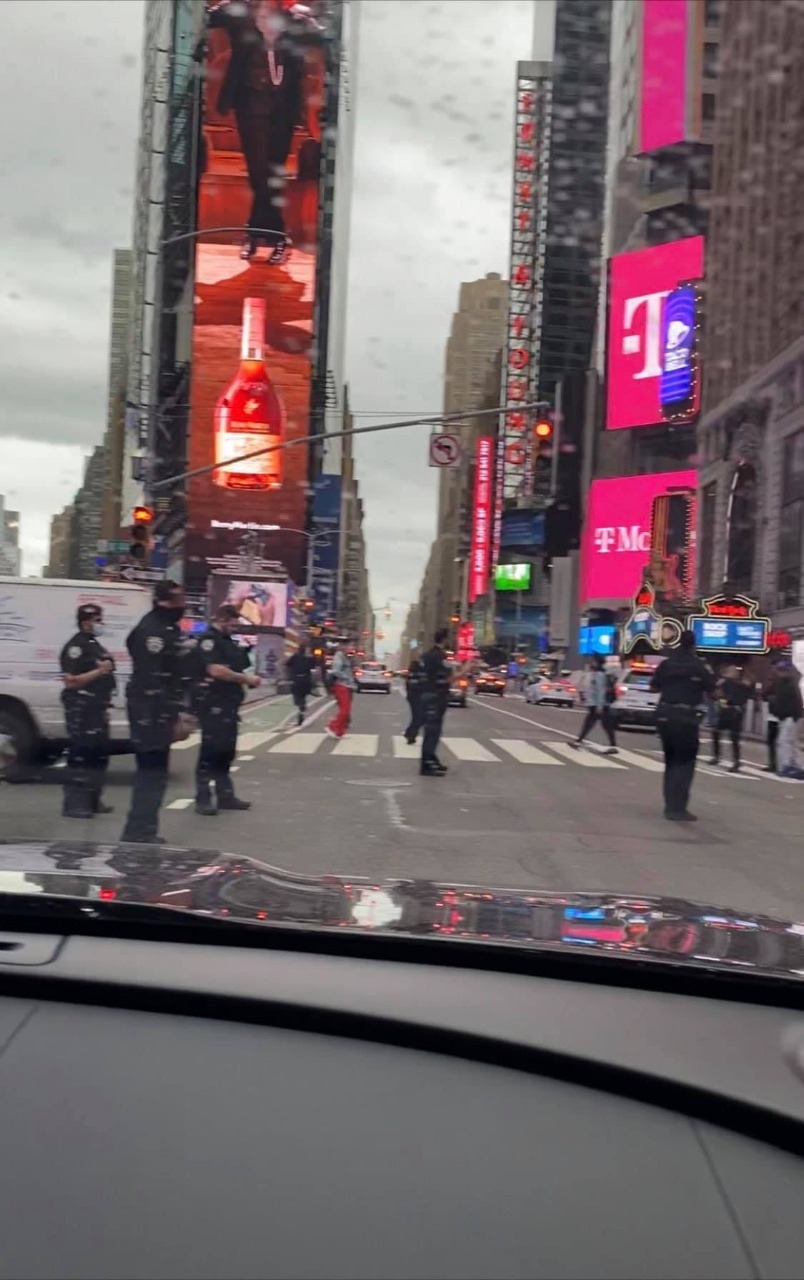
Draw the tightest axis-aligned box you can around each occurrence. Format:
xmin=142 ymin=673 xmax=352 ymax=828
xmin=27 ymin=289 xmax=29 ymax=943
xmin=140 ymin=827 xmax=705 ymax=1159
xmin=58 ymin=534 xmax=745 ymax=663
xmin=469 ymin=438 xmax=494 ymax=603
xmin=638 ymin=0 xmax=691 ymax=153
xmin=606 ymin=236 xmax=704 ymax=431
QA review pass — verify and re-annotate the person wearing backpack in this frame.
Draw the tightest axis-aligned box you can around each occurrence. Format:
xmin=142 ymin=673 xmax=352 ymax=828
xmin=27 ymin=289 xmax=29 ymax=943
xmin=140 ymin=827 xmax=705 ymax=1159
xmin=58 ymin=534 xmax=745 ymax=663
xmin=571 ymin=654 xmax=618 ymax=755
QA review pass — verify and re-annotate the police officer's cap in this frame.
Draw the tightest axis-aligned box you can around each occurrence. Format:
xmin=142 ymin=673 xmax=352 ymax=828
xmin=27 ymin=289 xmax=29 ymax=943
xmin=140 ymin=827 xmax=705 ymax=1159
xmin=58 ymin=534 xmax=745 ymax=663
xmin=77 ymin=604 xmax=102 ymax=624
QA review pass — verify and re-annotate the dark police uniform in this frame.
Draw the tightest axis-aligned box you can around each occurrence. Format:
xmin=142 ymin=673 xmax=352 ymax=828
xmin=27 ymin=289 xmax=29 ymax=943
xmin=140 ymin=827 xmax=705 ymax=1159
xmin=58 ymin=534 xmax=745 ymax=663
xmin=194 ymin=626 xmax=252 ymax=811
xmin=120 ymin=608 xmax=192 ymax=843
xmin=651 ymin=649 xmax=715 ymax=819
xmin=59 ymin=630 xmax=116 ymax=817
xmin=404 ymin=664 xmax=426 ymax=744
xmin=420 ymin=644 xmax=452 ymax=772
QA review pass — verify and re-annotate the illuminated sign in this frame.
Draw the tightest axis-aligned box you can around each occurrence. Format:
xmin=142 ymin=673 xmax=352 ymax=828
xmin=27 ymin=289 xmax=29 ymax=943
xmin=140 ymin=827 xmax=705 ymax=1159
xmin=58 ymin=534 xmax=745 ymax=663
xmin=494 ymin=563 xmax=532 ymax=592
xmin=688 ymin=594 xmax=770 ymax=654
xmin=580 ymin=471 xmax=697 ymax=603
xmin=493 ymin=65 xmax=551 ymax=559
xmin=649 ymin=486 xmax=697 ymax=602
xmin=468 ymin=437 xmax=494 ymax=603
xmin=637 ymin=0 xmax=692 ymax=153
xmin=659 ymin=283 xmax=700 ymax=423
xmin=185 ymin=1 xmax=339 ymax=587
xmin=606 ymin=237 xmax=704 ymax=431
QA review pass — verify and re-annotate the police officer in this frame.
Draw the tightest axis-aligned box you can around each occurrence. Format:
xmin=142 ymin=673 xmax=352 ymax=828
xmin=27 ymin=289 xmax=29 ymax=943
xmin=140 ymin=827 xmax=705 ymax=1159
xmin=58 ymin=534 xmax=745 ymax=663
xmin=194 ymin=604 xmax=262 ymax=815
xmin=420 ymin=628 xmax=452 ymax=776
xmin=120 ymin=580 xmax=194 ymax=844
xmin=59 ymin=604 xmax=116 ymax=818
xmin=650 ymin=630 xmax=715 ymax=822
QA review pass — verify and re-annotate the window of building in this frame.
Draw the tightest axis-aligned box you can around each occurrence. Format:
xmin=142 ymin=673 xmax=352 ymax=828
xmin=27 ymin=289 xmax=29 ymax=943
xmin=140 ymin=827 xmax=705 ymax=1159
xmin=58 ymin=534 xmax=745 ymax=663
xmin=703 ymin=42 xmax=719 ymax=79
xmin=777 ymin=432 xmax=804 ymax=608
xmin=698 ymin=482 xmax=717 ymax=597
xmin=702 ymin=93 xmax=716 ymax=123
xmin=725 ymin=462 xmax=757 ymax=593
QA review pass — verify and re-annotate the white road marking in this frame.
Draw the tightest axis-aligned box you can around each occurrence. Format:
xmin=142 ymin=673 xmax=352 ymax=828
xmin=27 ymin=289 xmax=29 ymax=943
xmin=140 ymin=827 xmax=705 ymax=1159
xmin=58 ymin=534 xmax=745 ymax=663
xmin=239 ymin=755 xmax=255 ymax=762
xmin=171 ymin=735 xmax=200 ymax=752
xmin=593 ymin=745 xmax=663 ymax=773
xmin=331 ymin=734 xmax=379 ymax=756
xmin=166 ymin=797 xmax=194 ymax=810
xmin=442 ymin=738 xmax=500 ymax=763
xmin=545 ymin=741 xmax=625 ymax=768
xmin=492 ymin=739 xmax=562 ymax=765
xmin=393 ymin=739 xmax=420 ymax=758
xmin=269 ymin=733 xmax=327 ymax=754
xmin=238 ymin=730 xmax=278 ymax=753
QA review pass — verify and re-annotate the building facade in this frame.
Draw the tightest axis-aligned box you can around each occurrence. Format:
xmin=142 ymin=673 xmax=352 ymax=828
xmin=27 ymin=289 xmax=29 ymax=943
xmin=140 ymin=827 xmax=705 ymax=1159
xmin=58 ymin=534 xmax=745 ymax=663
xmin=101 ymin=248 xmax=134 ymax=540
xmin=44 ymin=507 xmax=74 ymax=580
xmin=337 ymin=387 xmax=372 ymax=642
xmin=70 ymin=447 xmax=108 ymax=581
xmin=0 ymin=496 xmax=21 ymax=576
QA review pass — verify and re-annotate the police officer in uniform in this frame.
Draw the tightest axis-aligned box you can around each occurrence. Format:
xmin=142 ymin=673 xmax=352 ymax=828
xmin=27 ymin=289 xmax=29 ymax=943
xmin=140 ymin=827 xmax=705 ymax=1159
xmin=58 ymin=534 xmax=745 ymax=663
xmin=59 ymin=604 xmax=116 ymax=818
xmin=120 ymin=581 xmax=193 ymax=845
xmin=651 ymin=630 xmax=715 ymax=822
xmin=420 ymin=628 xmax=452 ymax=776
xmin=194 ymin=604 xmax=262 ymax=815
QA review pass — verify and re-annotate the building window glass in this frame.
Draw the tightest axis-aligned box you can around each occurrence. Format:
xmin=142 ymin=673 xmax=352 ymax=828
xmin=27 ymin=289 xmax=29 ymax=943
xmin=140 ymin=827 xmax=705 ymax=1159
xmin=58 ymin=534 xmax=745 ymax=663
xmin=698 ymin=482 xmax=717 ymax=597
xmin=778 ymin=432 xmax=804 ymax=608
xmin=725 ymin=462 xmax=757 ymax=593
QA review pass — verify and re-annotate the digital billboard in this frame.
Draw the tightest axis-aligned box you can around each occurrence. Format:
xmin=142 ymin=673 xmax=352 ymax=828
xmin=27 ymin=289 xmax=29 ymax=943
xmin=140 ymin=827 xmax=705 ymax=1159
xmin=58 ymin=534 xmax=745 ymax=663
xmin=637 ymin=0 xmax=691 ymax=154
xmin=580 ymin=470 xmax=697 ymax=604
xmin=494 ymin=563 xmax=532 ymax=592
xmin=469 ymin=437 xmax=494 ymax=604
xmin=606 ymin=236 xmax=704 ymax=431
xmin=310 ymin=474 xmax=340 ymax=617
xmin=185 ymin=0 xmax=338 ymax=588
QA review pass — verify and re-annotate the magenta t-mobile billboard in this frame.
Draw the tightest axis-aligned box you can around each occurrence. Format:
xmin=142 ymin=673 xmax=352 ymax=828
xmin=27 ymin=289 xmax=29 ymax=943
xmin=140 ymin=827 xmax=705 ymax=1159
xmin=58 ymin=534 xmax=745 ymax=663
xmin=638 ymin=0 xmax=691 ymax=153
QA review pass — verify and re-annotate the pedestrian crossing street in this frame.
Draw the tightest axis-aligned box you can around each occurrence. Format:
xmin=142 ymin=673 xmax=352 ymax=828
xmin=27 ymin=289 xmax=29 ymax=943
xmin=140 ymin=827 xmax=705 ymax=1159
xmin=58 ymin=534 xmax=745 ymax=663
xmin=173 ymin=726 xmax=778 ymax=779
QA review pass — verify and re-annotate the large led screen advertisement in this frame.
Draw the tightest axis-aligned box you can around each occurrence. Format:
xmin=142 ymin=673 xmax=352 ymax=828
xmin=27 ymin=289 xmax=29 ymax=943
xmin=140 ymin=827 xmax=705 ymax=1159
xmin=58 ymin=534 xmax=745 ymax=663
xmin=637 ymin=0 xmax=690 ymax=154
xmin=580 ymin=471 xmax=697 ymax=605
xmin=606 ymin=235 xmax=704 ymax=431
xmin=185 ymin=0 xmax=337 ymax=587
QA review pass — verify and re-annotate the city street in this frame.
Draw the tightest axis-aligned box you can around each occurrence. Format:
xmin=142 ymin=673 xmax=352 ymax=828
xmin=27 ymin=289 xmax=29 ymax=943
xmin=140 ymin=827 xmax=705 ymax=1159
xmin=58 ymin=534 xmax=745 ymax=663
xmin=2 ymin=684 xmax=803 ymax=922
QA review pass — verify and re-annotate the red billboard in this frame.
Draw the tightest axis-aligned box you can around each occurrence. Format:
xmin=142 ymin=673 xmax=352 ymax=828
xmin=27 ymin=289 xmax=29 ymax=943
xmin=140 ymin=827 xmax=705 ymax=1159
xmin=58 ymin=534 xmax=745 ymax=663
xmin=637 ymin=0 xmax=691 ymax=153
xmin=185 ymin=0 xmax=335 ymax=587
xmin=605 ymin=236 xmax=704 ymax=431
xmin=580 ymin=471 xmax=697 ymax=604
xmin=469 ymin=438 xmax=494 ymax=604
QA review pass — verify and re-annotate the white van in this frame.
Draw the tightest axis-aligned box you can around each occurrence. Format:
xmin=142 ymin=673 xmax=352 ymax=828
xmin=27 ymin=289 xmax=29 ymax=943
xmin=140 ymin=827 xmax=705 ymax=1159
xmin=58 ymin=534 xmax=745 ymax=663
xmin=0 ymin=577 xmax=150 ymax=765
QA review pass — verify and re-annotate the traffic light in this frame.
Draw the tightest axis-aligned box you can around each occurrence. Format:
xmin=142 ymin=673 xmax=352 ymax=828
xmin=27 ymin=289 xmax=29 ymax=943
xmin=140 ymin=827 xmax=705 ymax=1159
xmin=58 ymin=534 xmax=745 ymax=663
xmin=534 ymin=418 xmax=553 ymax=441
xmin=132 ymin=505 xmax=153 ymax=525
xmin=129 ymin=506 xmax=154 ymax=563
xmin=450 ymin=613 xmax=460 ymax=625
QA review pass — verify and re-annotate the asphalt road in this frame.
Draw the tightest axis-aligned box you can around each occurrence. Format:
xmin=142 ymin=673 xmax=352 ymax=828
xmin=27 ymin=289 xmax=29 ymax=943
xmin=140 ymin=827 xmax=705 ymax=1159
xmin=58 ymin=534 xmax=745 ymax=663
xmin=2 ymin=684 xmax=803 ymax=921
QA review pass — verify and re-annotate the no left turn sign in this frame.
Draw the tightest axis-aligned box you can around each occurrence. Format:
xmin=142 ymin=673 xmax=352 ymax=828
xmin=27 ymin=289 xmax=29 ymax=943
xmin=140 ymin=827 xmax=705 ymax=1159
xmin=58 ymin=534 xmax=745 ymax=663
xmin=428 ymin=432 xmax=462 ymax=468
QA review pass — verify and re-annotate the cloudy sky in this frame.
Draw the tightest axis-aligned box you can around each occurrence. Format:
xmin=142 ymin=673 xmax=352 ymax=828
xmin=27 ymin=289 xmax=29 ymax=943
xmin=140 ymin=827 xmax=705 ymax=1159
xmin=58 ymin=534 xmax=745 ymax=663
xmin=4 ymin=0 xmax=555 ymax=646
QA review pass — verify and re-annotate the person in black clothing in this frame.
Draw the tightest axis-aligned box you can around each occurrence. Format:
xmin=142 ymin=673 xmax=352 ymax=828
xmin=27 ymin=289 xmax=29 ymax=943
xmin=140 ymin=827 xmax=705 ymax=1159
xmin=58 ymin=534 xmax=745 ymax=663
xmin=194 ymin=604 xmax=262 ymax=815
xmin=286 ymin=640 xmax=315 ymax=726
xmin=403 ymin=658 xmax=426 ymax=744
xmin=650 ymin=630 xmax=715 ymax=822
xmin=420 ymin=629 xmax=452 ymax=776
xmin=59 ymin=604 xmax=116 ymax=818
xmin=120 ymin=581 xmax=194 ymax=845
xmin=206 ymin=0 xmax=322 ymax=264
xmin=708 ymin=664 xmax=751 ymax=772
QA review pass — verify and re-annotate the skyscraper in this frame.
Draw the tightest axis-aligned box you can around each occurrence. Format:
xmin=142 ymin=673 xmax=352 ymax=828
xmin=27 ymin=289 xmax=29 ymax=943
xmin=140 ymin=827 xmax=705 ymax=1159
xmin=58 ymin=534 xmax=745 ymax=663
xmin=0 ymin=496 xmax=21 ymax=576
xmin=101 ymin=249 xmax=133 ymax=540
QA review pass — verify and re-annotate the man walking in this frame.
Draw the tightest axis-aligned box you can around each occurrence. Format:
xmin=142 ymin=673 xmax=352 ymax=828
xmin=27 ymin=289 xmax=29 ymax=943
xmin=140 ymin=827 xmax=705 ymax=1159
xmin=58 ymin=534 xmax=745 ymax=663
xmin=120 ymin=581 xmax=194 ymax=845
xmin=773 ymin=659 xmax=804 ymax=779
xmin=420 ymin=628 xmax=452 ymax=776
xmin=571 ymin=654 xmax=617 ymax=754
xmin=708 ymin=664 xmax=750 ymax=772
xmin=325 ymin=642 xmax=355 ymax=740
xmin=59 ymin=604 xmax=116 ymax=818
xmin=651 ymin=630 xmax=715 ymax=822
xmin=286 ymin=640 xmax=315 ymax=726
xmin=194 ymin=604 xmax=262 ymax=816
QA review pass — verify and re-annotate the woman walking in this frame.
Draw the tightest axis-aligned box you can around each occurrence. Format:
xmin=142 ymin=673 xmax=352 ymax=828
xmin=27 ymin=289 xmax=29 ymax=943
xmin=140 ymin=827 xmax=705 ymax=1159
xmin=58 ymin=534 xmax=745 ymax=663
xmin=572 ymin=654 xmax=618 ymax=754
xmin=325 ymin=642 xmax=355 ymax=741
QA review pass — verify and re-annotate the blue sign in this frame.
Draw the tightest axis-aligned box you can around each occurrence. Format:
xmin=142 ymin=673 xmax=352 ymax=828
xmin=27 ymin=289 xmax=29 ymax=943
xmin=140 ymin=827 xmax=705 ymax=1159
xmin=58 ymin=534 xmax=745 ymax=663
xmin=495 ymin=604 xmax=548 ymax=640
xmin=660 ymin=283 xmax=695 ymax=415
xmin=691 ymin=618 xmax=768 ymax=652
xmin=311 ymin=475 xmax=340 ymax=616
xmin=579 ymin=625 xmax=616 ymax=655
xmin=500 ymin=510 xmax=545 ymax=550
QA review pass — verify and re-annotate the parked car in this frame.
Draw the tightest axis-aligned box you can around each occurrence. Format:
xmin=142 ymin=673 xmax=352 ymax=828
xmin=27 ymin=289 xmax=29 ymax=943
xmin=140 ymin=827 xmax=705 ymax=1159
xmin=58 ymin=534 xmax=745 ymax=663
xmin=354 ymin=661 xmax=393 ymax=693
xmin=525 ymin=675 xmax=578 ymax=708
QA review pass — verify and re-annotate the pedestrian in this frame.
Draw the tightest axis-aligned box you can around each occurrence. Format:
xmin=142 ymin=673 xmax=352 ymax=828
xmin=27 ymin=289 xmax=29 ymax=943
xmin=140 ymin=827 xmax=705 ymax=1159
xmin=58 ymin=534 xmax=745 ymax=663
xmin=420 ymin=627 xmax=452 ymax=776
xmin=708 ymin=664 xmax=751 ymax=772
xmin=773 ymin=660 xmax=804 ymax=779
xmin=193 ymin=604 xmax=262 ymax=816
xmin=59 ymin=604 xmax=116 ymax=818
xmin=325 ymin=641 xmax=355 ymax=740
xmin=120 ymin=581 xmax=195 ymax=845
xmin=571 ymin=654 xmax=618 ymax=754
xmin=403 ymin=657 xmax=425 ymax=743
xmin=651 ymin=629 xmax=715 ymax=822
xmin=762 ymin=664 xmax=782 ymax=774
xmin=286 ymin=640 xmax=316 ymax=726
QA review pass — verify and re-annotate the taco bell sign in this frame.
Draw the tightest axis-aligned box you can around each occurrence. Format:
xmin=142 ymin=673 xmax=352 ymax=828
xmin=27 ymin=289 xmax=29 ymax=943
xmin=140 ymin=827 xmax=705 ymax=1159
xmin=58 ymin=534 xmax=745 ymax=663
xmin=581 ymin=471 xmax=697 ymax=603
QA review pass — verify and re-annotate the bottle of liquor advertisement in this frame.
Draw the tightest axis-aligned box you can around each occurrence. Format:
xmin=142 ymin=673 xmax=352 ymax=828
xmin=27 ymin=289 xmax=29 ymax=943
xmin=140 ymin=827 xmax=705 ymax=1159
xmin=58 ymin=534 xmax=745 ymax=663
xmin=214 ymin=296 xmax=286 ymax=490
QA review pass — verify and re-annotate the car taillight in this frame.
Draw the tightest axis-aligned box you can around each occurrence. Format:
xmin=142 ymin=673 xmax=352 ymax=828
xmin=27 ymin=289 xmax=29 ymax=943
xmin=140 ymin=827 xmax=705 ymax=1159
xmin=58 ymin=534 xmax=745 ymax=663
xmin=617 ymin=685 xmax=626 ymax=697
xmin=355 ymin=669 xmax=363 ymax=677
xmin=459 ymin=679 xmax=467 ymax=688
xmin=384 ymin=671 xmax=391 ymax=678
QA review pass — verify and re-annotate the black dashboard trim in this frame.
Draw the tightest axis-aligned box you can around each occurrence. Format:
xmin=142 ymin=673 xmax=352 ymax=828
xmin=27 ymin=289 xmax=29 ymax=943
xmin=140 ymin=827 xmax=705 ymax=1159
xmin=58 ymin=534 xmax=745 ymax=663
xmin=1 ymin=964 xmax=804 ymax=1162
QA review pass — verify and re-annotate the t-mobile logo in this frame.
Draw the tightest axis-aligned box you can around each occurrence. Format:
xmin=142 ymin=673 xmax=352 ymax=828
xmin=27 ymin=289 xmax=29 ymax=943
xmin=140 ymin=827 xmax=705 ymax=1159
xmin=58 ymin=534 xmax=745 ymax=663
xmin=595 ymin=526 xmax=651 ymax=554
xmin=621 ymin=290 xmax=671 ymax=380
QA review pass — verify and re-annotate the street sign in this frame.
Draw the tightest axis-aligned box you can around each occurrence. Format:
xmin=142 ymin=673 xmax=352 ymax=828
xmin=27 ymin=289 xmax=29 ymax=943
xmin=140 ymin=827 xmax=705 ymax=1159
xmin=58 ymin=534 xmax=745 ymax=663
xmin=119 ymin=566 xmax=167 ymax=585
xmin=428 ymin=432 xmax=462 ymax=468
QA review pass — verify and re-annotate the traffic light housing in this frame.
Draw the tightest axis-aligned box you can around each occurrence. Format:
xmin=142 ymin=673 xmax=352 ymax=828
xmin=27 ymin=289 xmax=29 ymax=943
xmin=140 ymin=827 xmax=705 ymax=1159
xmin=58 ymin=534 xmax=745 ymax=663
xmin=129 ymin=507 xmax=154 ymax=564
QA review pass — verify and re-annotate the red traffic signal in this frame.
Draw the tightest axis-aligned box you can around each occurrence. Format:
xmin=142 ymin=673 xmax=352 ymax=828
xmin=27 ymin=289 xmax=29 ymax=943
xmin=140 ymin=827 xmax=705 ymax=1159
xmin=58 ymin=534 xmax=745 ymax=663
xmin=534 ymin=419 xmax=553 ymax=440
xmin=132 ymin=505 xmax=153 ymax=525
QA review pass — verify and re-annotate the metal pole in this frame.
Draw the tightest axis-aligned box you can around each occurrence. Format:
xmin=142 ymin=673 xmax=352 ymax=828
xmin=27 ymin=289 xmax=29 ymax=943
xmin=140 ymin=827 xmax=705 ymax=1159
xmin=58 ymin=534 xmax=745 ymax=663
xmin=150 ymin=400 xmax=549 ymax=491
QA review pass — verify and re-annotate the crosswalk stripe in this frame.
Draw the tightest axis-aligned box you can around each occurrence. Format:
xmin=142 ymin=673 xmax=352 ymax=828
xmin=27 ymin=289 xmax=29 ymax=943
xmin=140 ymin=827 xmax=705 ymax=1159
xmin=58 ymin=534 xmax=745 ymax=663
xmin=269 ymin=733 xmax=326 ymax=755
xmin=493 ymin=739 xmax=562 ymax=765
xmin=442 ymin=738 xmax=500 ymax=763
xmin=393 ymin=738 xmax=420 ymax=759
xmin=600 ymin=745 xmax=663 ymax=773
xmin=546 ymin=741 xmax=625 ymax=768
xmin=331 ymin=734 xmax=379 ymax=757
xmin=238 ymin=730 xmax=278 ymax=753
xmin=166 ymin=797 xmax=195 ymax=810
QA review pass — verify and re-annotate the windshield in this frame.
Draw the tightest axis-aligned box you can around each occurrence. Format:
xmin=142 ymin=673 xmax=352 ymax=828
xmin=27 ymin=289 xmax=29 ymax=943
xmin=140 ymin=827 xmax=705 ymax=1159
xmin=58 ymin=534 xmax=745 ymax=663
xmin=3 ymin=0 xmax=804 ymax=976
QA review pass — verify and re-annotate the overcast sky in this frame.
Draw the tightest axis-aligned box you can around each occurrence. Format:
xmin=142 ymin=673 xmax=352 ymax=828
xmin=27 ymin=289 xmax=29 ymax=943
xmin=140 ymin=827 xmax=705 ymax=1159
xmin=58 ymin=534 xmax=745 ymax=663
xmin=3 ymin=0 xmax=554 ymax=647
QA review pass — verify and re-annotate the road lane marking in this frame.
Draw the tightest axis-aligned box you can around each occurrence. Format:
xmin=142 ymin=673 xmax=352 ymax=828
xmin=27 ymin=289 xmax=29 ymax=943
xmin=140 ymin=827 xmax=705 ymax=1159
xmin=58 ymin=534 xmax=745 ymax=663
xmin=393 ymin=739 xmax=420 ymax=759
xmin=238 ymin=730 xmax=279 ymax=753
xmin=492 ymin=739 xmax=562 ymax=765
xmin=594 ymin=745 xmax=663 ymax=772
xmin=545 ymin=741 xmax=625 ymax=768
xmin=442 ymin=738 xmax=500 ymax=763
xmin=171 ymin=735 xmax=200 ymax=752
xmin=331 ymin=734 xmax=379 ymax=757
xmin=269 ymin=733 xmax=327 ymax=754
xmin=166 ymin=798 xmax=194 ymax=810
